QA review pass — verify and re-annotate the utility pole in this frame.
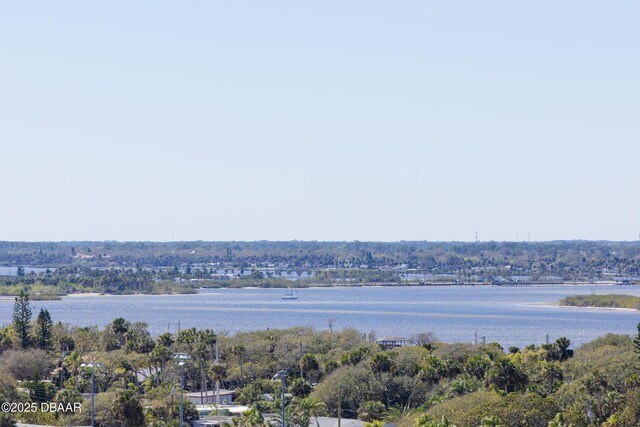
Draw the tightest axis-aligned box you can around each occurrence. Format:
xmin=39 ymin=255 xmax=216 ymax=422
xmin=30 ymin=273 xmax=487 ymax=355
xmin=81 ymin=360 xmax=101 ymax=427
xmin=91 ymin=362 xmax=95 ymax=427
xmin=215 ymin=340 xmax=220 ymax=407
xmin=59 ymin=342 xmax=67 ymax=390
xmin=179 ymin=362 xmax=185 ymax=427
xmin=299 ymin=342 xmax=304 ymax=379
xmin=338 ymin=386 xmax=341 ymax=427
xmin=173 ymin=353 xmax=191 ymax=427
xmin=170 ymin=385 xmax=175 ymax=420
xmin=281 ymin=373 xmax=286 ymax=427
xmin=274 ymin=370 xmax=288 ymax=427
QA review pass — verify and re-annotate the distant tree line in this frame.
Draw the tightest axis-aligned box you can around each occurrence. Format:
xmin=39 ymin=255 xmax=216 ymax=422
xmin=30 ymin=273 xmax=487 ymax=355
xmin=1 ymin=240 xmax=640 ymax=282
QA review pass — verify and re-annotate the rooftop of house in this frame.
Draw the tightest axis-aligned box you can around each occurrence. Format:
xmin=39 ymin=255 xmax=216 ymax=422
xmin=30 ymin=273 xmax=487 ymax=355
xmin=377 ymin=336 xmax=412 ymax=341
xmin=186 ymin=389 xmax=235 ymax=397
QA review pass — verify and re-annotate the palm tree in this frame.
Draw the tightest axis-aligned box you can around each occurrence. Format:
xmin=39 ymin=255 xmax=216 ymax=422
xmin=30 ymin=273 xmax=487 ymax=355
xmin=357 ymin=400 xmax=385 ymax=422
xmin=157 ymin=381 xmax=179 ymax=419
xmin=209 ymin=362 xmax=228 ymax=407
xmin=370 ymin=353 xmax=393 ymax=378
xmin=64 ymin=351 xmax=83 ymax=388
xmin=291 ymin=397 xmax=327 ymax=427
xmin=289 ymin=377 xmax=312 ymax=398
xmin=555 ymin=337 xmax=573 ymax=361
xmin=112 ymin=389 xmax=145 ymax=427
xmin=114 ymin=359 xmax=135 ymax=389
xmin=486 ymin=358 xmax=527 ymax=393
xmin=194 ymin=329 xmax=217 ymax=404
xmin=138 ymin=336 xmax=156 ymax=383
xmin=449 ymin=375 xmax=478 ymax=396
xmin=300 ymin=353 xmax=319 ymax=381
xmin=150 ymin=345 xmax=173 ymax=385
xmin=192 ymin=342 xmax=211 ymax=405
xmin=233 ymin=407 xmax=266 ymax=427
xmin=111 ymin=318 xmax=130 ymax=348
xmin=176 ymin=327 xmax=198 ymax=349
xmin=584 ymin=369 xmax=608 ymax=423
xmin=383 ymin=405 xmax=415 ymax=425
xmin=157 ymin=331 xmax=175 ymax=348
xmin=231 ymin=345 xmax=248 ymax=379
xmin=540 ymin=361 xmax=563 ymax=395
xmin=235 ymin=383 xmax=263 ymax=405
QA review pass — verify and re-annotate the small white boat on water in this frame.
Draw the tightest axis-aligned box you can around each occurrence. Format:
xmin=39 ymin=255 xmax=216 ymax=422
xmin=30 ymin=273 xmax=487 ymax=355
xmin=282 ymin=289 xmax=299 ymax=300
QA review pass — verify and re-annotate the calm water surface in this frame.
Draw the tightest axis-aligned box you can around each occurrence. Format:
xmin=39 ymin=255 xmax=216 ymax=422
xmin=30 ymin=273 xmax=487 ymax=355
xmin=1 ymin=285 xmax=639 ymax=348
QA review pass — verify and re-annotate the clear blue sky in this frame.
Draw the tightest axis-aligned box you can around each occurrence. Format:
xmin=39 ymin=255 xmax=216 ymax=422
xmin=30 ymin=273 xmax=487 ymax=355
xmin=1 ymin=2 xmax=638 ymax=242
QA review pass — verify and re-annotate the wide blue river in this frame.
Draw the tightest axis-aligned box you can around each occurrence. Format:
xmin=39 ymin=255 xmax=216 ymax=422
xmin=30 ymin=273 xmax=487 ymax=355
xmin=1 ymin=285 xmax=639 ymax=348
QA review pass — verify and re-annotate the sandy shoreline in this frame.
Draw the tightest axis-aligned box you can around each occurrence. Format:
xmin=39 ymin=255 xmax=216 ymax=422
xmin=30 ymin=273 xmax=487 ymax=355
xmin=64 ymin=292 xmax=103 ymax=298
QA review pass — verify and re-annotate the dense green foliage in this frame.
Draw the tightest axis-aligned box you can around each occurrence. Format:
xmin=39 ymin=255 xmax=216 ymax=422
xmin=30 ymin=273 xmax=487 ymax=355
xmin=560 ymin=294 xmax=640 ymax=310
xmin=0 ymin=267 xmax=198 ymax=297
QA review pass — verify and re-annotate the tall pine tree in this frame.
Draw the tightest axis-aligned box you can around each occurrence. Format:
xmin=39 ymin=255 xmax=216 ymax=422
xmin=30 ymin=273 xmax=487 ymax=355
xmin=36 ymin=308 xmax=53 ymax=350
xmin=13 ymin=290 xmax=32 ymax=348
